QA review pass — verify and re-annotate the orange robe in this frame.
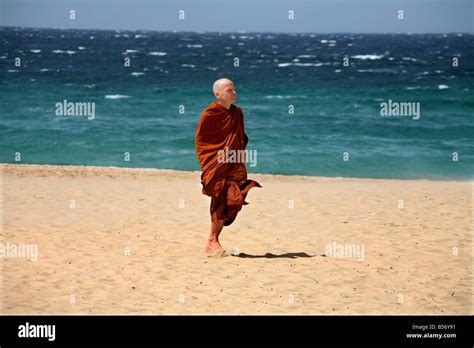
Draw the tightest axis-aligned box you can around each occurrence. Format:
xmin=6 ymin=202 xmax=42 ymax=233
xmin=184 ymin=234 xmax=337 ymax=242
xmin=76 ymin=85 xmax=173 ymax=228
xmin=195 ymin=101 xmax=261 ymax=226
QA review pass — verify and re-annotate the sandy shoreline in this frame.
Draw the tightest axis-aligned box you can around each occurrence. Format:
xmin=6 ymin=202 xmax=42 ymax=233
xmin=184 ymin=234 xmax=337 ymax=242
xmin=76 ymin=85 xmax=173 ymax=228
xmin=0 ymin=163 xmax=472 ymax=314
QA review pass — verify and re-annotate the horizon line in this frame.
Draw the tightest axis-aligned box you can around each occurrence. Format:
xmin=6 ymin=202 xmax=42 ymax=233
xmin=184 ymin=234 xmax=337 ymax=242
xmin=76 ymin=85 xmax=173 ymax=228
xmin=1 ymin=25 xmax=472 ymax=35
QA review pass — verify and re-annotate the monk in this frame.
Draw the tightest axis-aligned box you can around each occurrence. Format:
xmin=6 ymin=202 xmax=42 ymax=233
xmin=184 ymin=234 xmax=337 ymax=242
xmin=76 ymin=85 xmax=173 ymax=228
xmin=195 ymin=78 xmax=262 ymax=257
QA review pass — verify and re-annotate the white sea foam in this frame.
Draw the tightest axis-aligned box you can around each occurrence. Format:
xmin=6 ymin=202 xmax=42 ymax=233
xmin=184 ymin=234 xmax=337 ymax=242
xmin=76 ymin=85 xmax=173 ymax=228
xmin=124 ymin=49 xmax=139 ymax=54
xmin=105 ymin=95 xmax=131 ymax=99
xmin=53 ymin=50 xmax=76 ymax=54
xmin=40 ymin=68 xmax=50 ymax=72
xmin=297 ymin=54 xmax=316 ymax=58
xmin=187 ymin=44 xmax=203 ymax=48
xmin=149 ymin=52 xmax=167 ymax=56
xmin=181 ymin=64 xmax=196 ymax=68
xmin=131 ymin=72 xmax=145 ymax=76
xmin=438 ymin=85 xmax=449 ymax=90
xmin=30 ymin=49 xmax=41 ymax=53
xmin=78 ymin=46 xmax=86 ymax=50
xmin=357 ymin=68 xmax=396 ymax=73
xmin=265 ymin=95 xmax=308 ymax=99
xmin=351 ymin=54 xmax=384 ymax=60
xmin=278 ymin=62 xmax=325 ymax=67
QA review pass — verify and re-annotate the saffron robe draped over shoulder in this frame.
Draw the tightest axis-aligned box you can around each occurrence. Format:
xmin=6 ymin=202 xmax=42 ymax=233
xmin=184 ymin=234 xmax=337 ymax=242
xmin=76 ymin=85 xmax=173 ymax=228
xmin=195 ymin=101 xmax=261 ymax=226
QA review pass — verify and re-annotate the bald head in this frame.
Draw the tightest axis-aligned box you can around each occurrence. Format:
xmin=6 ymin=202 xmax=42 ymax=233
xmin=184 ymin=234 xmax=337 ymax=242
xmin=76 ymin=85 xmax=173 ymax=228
xmin=212 ymin=78 xmax=237 ymax=109
xmin=213 ymin=78 xmax=233 ymax=95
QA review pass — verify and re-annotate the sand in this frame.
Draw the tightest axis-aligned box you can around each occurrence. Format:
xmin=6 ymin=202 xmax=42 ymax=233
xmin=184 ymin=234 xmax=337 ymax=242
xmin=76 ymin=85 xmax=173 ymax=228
xmin=0 ymin=163 xmax=472 ymax=314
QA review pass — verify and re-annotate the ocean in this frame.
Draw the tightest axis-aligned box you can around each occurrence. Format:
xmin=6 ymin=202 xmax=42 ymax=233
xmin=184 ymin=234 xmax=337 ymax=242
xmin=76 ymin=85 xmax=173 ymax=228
xmin=1 ymin=27 xmax=473 ymax=180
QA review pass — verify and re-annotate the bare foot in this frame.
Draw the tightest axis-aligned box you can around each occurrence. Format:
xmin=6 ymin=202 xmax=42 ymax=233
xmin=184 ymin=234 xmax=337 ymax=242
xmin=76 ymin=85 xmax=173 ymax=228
xmin=205 ymin=239 xmax=225 ymax=256
xmin=205 ymin=219 xmax=226 ymax=257
xmin=206 ymin=248 xmax=227 ymax=258
xmin=205 ymin=242 xmax=223 ymax=253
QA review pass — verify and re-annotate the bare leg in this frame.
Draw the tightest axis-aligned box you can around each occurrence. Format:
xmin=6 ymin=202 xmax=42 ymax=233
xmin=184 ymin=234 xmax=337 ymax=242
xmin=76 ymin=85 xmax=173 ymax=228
xmin=205 ymin=219 xmax=225 ymax=254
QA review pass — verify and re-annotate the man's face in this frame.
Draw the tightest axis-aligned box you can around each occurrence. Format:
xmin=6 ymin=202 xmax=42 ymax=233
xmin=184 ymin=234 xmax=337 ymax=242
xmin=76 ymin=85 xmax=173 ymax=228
xmin=217 ymin=82 xmax=237 ymax=105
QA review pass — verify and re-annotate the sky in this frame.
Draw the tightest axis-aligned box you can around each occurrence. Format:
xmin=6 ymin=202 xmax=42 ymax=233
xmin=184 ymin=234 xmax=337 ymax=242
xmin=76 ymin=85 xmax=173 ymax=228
xmin=0 ymin=0 xmax=473 ymax=33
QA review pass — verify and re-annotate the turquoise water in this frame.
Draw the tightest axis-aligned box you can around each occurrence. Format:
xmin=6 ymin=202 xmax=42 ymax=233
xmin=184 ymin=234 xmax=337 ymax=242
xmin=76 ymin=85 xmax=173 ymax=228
xmin=1 ymin=27 xmax=473 ymax=179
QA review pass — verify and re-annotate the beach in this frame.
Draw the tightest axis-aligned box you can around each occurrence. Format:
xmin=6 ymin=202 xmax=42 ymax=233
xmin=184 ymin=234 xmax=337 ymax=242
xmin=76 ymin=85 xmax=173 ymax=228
xmin=0 ymin=163 xmax=472 ymax=314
